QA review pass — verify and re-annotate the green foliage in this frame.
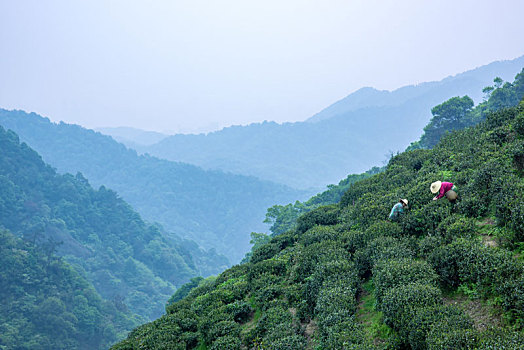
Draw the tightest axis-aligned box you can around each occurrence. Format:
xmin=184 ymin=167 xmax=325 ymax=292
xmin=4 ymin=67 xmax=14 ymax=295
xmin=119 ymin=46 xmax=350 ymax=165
xmin=0 ymin=229 xmax=139 ymax=350
xmin=428 ymin=238 xmax=521 ymax=291
xmin=167 ymin=277 xmax=204 ymax=306
xmin=381 ymin=283 xmax=442 ymax=333
xmin=0 ymin=125 xmax=210 ymax=321
xmin=420 ymin=95 xmax=475 ymax=148
xmin=264 ymin=167 xmax=382 ymax=235
xmin=305 ymin=259 xmax=358 ymax=316
xmin=373 ymin=258 xmax=438 ymax=307
xmin=355 ymin=236 xmax=414 ymax=278
xmin=290 ymin=241 xmax=349 ymax=284
xmin=413 ymin=69 xmax=524 ymax=150
xmin=209 ymin=335 xmax=242 ymax=350
xmin=425 ymin=325 xmax=478 ymax=350
xmin=295 ymin=204 xmax=340 ymax=234
xmin=435 ymin=214 xmax=476 ymax=243
xmin=406 ymin=305 xmax=474 ymax=350
xmin=241 ymin=232 xmax=271 ymax=263
xmin=496 ymin=274 xmax=524 ymax=327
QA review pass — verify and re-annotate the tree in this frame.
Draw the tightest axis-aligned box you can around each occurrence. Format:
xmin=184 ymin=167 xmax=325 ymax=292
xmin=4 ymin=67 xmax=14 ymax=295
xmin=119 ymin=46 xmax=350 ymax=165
xmin=419 ymin=95 xmax=474 ymax=148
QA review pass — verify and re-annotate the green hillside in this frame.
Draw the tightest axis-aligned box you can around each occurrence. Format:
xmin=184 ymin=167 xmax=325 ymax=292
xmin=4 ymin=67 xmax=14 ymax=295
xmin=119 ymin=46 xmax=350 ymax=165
xmin=0 ymin=126 xmax=228 ymax=321
xmin=0 ymin=229 xmax=140 ymax=349
xmin=112 ymin=102 xmax=524 ymax=347
xmin=0 ymin=112 xmax=308 ymax=263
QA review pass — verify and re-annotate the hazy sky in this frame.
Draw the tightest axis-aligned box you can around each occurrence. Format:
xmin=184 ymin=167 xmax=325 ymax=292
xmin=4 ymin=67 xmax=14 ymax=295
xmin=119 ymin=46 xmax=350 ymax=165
xmin=1 ymin=0 xmax=523 ymax=134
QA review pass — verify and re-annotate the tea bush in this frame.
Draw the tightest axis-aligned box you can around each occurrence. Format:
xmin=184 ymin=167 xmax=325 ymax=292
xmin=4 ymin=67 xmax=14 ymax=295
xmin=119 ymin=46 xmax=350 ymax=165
xmin=381 ymin=283 xmax=442 ymax=332
xmin=406 ymin=305 xmax=473 ymax=350
xmin=373 ymin=258 xmax=438 ymax=307
xmin=296 ymin=204 xmax=340 ymax=234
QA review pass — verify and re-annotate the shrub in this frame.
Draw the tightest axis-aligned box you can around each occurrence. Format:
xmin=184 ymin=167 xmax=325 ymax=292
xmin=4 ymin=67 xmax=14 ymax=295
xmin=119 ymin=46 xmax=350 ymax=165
xmin=186 ymin=276 xmax=217 ymax=299
xmin=436 ymin=214 xmax=476 ymax=244
xmin=179 ymin=331 xmax=199 ymax=349
xmin=299 ymin=225 xmax=339 ymax=246
xmin=514 ymin=109 xmax=524 ymax=135
xmin=265 ymin=334 xmax=307 ymax=350
xmin=401 ymin=200 xmax=453 ymax=237
xmin=364 ymin=220 xmax=403 ymax=239
xmin=340 ymin=173 xmax=385 ymax=208
xmin=426 ymin=326 xmax=479 ymax=350
xmin=349 ymin=192 xmax=398 ymax=227
xmin=314 ymin=277 xmax=359 ymax=318
xmin=290 ymin=241 xmax=349 ymax=283
xmin=296 ymin=204 xmax=340 ymax=234
xmin=373 ymin=258 xmax=438 ymax=307
xmin=317 ymin=314 xmax=367 ymax=349
xmin=497 ymin=274 xmax=524 ymax=327
xmin=355 ymin=236 xmax=414 ymax=278
xmin=248 ymin=259 xmax=287 ymax=284
xmin=492 ymin=173 xmax=524 ymax=242
xmin=406 ymin=305 xmax=473 ymax=350
xmin=197 ymin=312 xmax=232 ymax=344
xmin=214 ymin=264 xmax=249 ymax=285
xmin=250 ymin=243 xmax=280 ymax=264
xmin=209 ymin=335 xmax=242 ymax=350
xmin=417 ymin=235 xmax=443 ymax=258
xmin=304 ymin=259 xmax=357 ymax=314
xmin=254 ymin=283 xmax=285 ymax=305
xmin=484 ymin=106 xmax=520 ymax=129
xmin=206 ymin=320 xmax=240 ymax=344
xmin=224 ymin=300 xmax=252 ymax=323
xmin=262 ymin=323 xmax=304 ymax=349
xmin=477 ymin=328 xmax=524 ymax=348
xmin=428 ymin=238 xmax=521 ymax=291
xmin=170 ymin=310 xmax=198 ymax=332
xmin=254 ymin=307 xmax=294 ymax=338
xmin=250 ymin=273 xmax=284 ymax=293
xmin=388 ymin=149 xmax=432 ymax=172
xmin=340 ymin=230 xmax=368 ymax=254
xmin=381 ymin=283 xmax=442 ymax=332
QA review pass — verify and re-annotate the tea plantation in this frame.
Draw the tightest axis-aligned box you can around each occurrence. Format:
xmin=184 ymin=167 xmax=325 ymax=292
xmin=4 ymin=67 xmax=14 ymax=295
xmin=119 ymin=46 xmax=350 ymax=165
xmin=112 ymin=89 xmax=524 ymax=348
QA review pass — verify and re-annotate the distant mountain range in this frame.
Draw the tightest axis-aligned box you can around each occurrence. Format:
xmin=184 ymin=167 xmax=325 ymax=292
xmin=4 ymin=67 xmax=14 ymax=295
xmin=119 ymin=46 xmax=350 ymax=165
xmin=126 ymin=56 xmax=524 ymax=190
xmin=95 ymin=126 xmax=169 ymax=147
xmin=308 ymin=56 xmax=524 ymax=123
xmin=0 ymin=110 xmax=309 ymax=263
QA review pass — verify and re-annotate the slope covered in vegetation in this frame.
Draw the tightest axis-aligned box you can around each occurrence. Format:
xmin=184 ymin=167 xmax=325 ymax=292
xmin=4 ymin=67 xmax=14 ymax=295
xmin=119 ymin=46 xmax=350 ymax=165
xmin=0 ymin=229 xmax=140 ymax=349
xmin=263 ymin=69 xmax=523 ymax=238
xmin=0 ymin=112 xmax=307 ymax=263
xmin=0 ymin=126 xmax=228 ymax=321
xmin=112 ymin=100 xmax=524 ymax=348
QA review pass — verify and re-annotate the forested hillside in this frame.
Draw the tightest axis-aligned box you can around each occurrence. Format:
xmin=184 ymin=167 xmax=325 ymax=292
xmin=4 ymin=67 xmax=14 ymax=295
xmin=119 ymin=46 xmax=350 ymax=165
xmin=138 ymin=57 xmax=524 ymax=189
xmin=0 ymin=229 xmax=140 ymax=349
xmin=112 ymin=103 xmax=524 ymax=347
xmin=0 ymin=113 xmax=308 ymax=263
xmin=0 ymin=126 xmax=228 ymax=322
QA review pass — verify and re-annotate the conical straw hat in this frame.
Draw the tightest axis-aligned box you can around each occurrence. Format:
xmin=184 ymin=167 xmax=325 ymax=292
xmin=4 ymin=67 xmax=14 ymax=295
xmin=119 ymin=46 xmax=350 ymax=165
xmin=430 ymin=181 xmax=442 ymax=194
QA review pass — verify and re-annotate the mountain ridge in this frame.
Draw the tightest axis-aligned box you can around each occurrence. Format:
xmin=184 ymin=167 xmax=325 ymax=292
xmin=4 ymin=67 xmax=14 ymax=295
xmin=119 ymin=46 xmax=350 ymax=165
xmin=0 ymin=110 xmax=309 ymax=263
xmin=136 ymin=56 xmax=524 ymax=190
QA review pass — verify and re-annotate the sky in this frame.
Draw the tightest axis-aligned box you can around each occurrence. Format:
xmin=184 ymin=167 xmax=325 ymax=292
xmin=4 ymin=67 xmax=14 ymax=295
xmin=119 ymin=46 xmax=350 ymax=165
xmin=1 ymin=0 xmax=523 ymax=134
